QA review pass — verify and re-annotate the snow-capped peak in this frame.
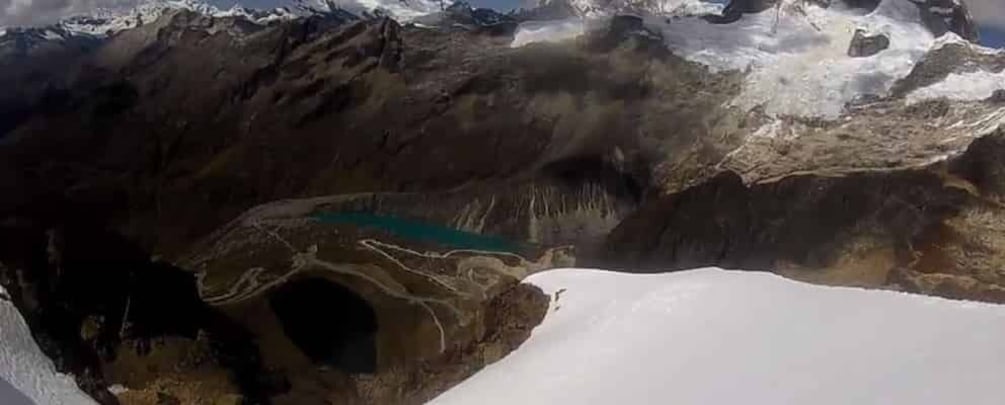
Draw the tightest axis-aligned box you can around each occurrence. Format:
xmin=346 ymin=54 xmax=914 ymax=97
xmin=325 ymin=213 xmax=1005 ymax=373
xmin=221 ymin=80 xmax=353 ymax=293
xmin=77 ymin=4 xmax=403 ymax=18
xmin=0 ymin=0 xmax=450 ymax=42
xmin=297 ymin=0 xmax=444 ymax=21
xmin=511 ymin=0 xmax=1001 ymax=120
xmin=524 ymin=0 xmax=724 ymax=18
xmin=1 ymin=0 xmax=299 ymax=40
xmin=217 ymin=5 xmax=299 ymax=24
xmin=57 ymin=0 xmax=218 ymax=36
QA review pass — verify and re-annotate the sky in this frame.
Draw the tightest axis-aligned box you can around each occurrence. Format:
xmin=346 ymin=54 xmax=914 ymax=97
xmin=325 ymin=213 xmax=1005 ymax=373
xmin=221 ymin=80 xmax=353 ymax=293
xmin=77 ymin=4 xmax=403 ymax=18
xmin=0 ymin=0 xmax=1003 ymax=47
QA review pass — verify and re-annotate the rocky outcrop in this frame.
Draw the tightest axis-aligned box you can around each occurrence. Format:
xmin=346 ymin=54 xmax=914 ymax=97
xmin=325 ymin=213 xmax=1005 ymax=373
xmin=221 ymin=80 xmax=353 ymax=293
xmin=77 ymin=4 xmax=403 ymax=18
xmin=915 ymin=0 xmax=980 ymax=43
xmin=848 ymin=29 xmax=890 ymax=57
xmin=601 ymin=127 xmax=1005 ymax=299
xmin=891 ymin=41 xmax=1005 ymax=97
xmin=990 ymin=89 xmax=1005 ymax=103
xmin=840 ymin=0 xmax=882 ymax=10
xmin=705 ymin=0 xmax=780 ymax=24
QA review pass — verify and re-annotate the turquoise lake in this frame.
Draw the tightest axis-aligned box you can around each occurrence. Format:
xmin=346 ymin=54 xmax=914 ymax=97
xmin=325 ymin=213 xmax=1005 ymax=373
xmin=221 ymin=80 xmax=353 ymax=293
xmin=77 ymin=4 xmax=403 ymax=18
xmin=311 ymin=212 xmax=520 ymax=253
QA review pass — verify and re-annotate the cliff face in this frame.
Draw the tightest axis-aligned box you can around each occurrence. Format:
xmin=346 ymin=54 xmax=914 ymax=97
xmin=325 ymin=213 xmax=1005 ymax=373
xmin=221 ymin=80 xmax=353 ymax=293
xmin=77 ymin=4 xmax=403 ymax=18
xmin=603 ymin=131 xmax=1005 ymax=296
xmin=1 ymin=1 xmax=1004 ymax=403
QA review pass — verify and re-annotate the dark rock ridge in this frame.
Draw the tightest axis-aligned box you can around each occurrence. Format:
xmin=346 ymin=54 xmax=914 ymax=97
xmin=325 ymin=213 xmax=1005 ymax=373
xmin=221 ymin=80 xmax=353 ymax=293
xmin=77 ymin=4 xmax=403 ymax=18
xmin=704 ymin=0 xmax=781 ymax=24
xmin=916 ymin=0 xmax=980 ymax=43
xmin=989 ymin=89 xmax=1005 ymax=103
xmin=848 ymin=29 xmax=890 ymax=57
xmin=1 ymin=4 xmax=1004 ymax=404
xmin=891 ymin=40 xmax=1005 ymax=97
xmin=600 ymin=126 xmax=1005 ymax=298
xmin=0 ymin=26 xmax=104 ymax=59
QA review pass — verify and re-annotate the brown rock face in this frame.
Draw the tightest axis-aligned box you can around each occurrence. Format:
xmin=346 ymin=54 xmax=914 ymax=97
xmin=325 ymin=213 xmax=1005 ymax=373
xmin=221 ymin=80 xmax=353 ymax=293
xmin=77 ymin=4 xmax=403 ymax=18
xmin=601 ymin=128 xmax=1005 ymax=302
xmin=923 ymin=0 xmax=981 ymax=42
xmin=601 ymin=170 xmax=966 ymax=272
xmin=848 ymin=29 xmax=890 ymax=57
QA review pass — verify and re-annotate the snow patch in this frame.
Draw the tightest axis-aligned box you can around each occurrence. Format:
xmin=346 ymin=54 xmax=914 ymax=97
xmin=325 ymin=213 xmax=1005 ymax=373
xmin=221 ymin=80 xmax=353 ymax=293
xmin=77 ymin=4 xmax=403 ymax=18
xmin=750 ymin=118 xmax=791 ymax=140
xmin=0 ymin=286 xmax=96 ymax=404
xmin=906 ymin=70 xmax=1005 ymax=105
xmin=433 ymin=268 xmax=1005 ymax=405
xmin=511 ymin=18 xmax=587 ymax=48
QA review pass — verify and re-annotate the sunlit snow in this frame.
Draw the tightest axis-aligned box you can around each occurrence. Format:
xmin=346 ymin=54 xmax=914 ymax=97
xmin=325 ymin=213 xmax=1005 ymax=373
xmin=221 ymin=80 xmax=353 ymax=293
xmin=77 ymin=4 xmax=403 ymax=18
xmin=0 ymin=286 xmax=96 ymax=404
xmin=658 ymin=0 xmax=940 ymax=118
xmin=510 ymin=0 xmax=1003 ymax=119
xmin=511 ymin=18 xmax=587 ymax=47
xmin=907 ymin=70 xmax=1005 ymax=104
xmin=432 ymin=268 xmax=1005 ymax=405
xmin=326 ymin=0 xmax=442 ymax=21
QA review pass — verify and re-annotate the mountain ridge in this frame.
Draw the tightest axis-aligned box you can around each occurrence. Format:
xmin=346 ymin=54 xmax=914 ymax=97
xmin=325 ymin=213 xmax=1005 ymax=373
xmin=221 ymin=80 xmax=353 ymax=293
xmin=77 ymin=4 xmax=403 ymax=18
xmin=1 ymin=1 xmax=1004 ymax=404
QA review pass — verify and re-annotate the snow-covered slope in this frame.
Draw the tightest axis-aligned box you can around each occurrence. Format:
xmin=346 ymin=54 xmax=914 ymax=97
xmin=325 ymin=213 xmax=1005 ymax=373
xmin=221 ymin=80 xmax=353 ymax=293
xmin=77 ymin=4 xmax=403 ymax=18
xmin=513 ymin=0 xmax=1005 ymax=119
xmin=527 ymin=0 xmax=723 ymax=18
xmin=307 ymin=0 xmax=443 ymax=21
xmin=432 ymin=268 xmax=1005 ymax=405
xmin=0 ymin=0 xmax=297 ymax=40
xmin=511 ymin=18 xmax=589 ymax=46
xmin=662 ymin=0 xmax=942 ymax=117
xmin=0 ymin=0 xmax=443 ymax=42
xmin=906 ymin=68 xmax=1005 ymax=104
xmin=0 ymin=287 xmax=95 ymax=404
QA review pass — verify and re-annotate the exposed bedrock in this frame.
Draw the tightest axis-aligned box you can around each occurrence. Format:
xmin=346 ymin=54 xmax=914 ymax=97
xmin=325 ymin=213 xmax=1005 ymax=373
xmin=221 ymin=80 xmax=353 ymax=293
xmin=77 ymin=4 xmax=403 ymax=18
xmin=600 ymin=130 xmax=1005 ymax=300
xmin=848 ymin=29 xmax=890 ymax=57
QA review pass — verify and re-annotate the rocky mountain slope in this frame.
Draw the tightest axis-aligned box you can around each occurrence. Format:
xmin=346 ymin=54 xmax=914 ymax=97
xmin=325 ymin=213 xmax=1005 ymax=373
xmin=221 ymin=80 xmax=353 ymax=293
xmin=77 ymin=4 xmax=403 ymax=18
xmin=1 ymin=0 xmax=1004 ymax=403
